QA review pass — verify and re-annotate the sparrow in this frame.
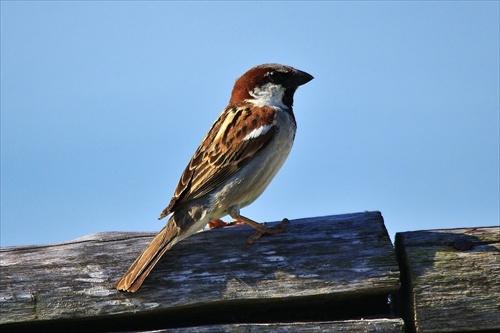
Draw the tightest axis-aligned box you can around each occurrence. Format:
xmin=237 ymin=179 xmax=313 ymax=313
xmin=115 ymin=64 xmax=313 ymax=292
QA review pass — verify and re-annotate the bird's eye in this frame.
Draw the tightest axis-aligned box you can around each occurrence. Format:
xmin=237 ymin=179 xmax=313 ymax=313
xmin=267 ymin=71 xmax=278 ymax=82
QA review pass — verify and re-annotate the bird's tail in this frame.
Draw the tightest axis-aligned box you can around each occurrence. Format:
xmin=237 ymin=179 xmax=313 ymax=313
xmin=115 ymin=220 xmax=181 ymax=292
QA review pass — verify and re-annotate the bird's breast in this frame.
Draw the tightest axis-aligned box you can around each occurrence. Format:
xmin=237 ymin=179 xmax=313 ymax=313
xmin=211 ymin=109 xmax=296 ymax=216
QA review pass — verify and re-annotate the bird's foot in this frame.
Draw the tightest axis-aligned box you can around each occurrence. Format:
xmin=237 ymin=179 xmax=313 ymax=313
xmin=208 ymin=219 xmax=245 ymax=229
xmin=208 ymin=219 xmax=227 ymax=229
xmin=246 ymin=218 xmax=290 ymax=245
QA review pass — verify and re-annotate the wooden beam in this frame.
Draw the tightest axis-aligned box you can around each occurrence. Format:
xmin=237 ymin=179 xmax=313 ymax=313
xmin=0 ymin=211 xmax=399 ymax=331
xmin=161 ymin=319 xmax=405 ymax=332
xmin=395 ymin=226 xmax=500 ymax=333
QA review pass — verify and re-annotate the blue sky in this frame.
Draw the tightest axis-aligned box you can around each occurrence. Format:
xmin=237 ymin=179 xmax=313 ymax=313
xmin=1 ymin=1 xmax=499 ymax=246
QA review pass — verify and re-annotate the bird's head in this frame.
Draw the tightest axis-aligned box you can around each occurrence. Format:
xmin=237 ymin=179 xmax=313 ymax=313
xmin=229 ymin=64 xmax=313 ymax=109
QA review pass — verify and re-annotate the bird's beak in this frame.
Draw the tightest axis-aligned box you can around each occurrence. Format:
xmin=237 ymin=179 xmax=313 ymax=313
xmin=288 ymin=69 xmax=314 ymax=88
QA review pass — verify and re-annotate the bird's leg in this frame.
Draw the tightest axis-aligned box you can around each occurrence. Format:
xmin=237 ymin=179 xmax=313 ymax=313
xmin=234 ymin=214 xmax=290 ymax=245
xmin=208 ymin=219 xmax=245 ymax=229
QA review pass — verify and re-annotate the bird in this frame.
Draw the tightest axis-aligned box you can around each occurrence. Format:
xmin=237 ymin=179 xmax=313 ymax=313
xmin=115 ymin=64 xmax=313 ymax=292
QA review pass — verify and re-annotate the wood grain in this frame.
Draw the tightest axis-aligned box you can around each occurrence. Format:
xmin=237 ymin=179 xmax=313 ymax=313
xmin=396 ymin=226 xmax=500 ymax=333
xmin=0 ymin=211 xmax=399 ymax=331
xmin=164 ymin=319 xmax=405 ymax=333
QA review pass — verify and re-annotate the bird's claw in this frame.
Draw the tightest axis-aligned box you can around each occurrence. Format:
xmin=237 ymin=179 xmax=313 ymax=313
xmin=246 ymin=218 xmax=290 ymax=245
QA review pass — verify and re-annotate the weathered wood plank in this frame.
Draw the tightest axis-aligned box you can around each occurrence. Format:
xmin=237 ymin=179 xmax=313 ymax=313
xmin=0 ymin=211 xmax=399 ymax=331
xmin=163 ymin=318 xmax=405 ymax=333
xmin=395 ymin=226 xmax=500 ymax=333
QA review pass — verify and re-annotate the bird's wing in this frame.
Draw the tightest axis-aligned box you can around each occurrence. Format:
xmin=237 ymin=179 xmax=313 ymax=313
xmin=160 ymin=105 xmax=277 ymax=218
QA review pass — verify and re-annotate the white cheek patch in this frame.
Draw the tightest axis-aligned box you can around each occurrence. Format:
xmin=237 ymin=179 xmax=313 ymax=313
xmin=243 ymin=124 xmax=273 ymax=141
xmin=246 ymin=83 xmax=287 ymax=109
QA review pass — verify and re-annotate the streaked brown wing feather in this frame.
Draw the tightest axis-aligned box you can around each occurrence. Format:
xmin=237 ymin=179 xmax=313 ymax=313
xmin=160 ymin=105 xmax=276 ymax=218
